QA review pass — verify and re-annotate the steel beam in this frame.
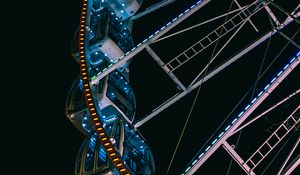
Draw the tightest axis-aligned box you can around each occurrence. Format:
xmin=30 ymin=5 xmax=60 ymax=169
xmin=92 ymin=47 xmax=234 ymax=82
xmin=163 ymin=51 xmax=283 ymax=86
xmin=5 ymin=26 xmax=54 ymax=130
xmin=222 ymin=141 xmax=255 ymax=175
xmin=134 ymin=12 xmax=299 ymax=128
xmin=91 ymin=0 xmax=212 ymax=85
xmin=185 ymin=54 xmax=300 ymax=174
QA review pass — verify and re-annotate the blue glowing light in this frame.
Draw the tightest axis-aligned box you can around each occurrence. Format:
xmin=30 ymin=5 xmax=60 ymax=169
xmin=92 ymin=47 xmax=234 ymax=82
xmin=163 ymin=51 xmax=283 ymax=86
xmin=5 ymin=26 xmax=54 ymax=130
xmin=238 ymin=111 xmax=244 ymax=117
xmin=182 ymin=50 xmax=299 ymax=174
xmin=283 ymin=64 xmax=289 ymax=70
xmin=270 ymin=77 xmax=276 ymax=83
xmin=251 ymin=98 xmax=257 ymax=104
xmin=264 ymin=84 xmax=270 ymax=90
xmin=218 ymin=132 xmax=224 ymax=138
xmin=225 ymin=125 xmax=231 ymax=131
xmin=231 ymin=118 xmax=237 ymax=124
xmin=290 ymin=57 xmax=296 ymax=63
xmin=185 ymin=166 xmax=191 ymax=172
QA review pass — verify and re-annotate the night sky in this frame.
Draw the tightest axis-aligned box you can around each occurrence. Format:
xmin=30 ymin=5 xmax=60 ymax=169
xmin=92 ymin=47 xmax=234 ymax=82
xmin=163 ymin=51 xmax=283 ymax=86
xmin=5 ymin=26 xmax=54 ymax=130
xmin=12 ymin=0 xmax=299 ymax=174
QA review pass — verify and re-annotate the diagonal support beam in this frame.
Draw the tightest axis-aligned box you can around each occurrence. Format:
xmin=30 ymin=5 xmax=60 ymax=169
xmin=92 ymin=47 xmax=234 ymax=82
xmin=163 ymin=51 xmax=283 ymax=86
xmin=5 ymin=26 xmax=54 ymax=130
xmin=91 ymin=0 xmax=212 ymax=85
xmin=277 ymin=136 xmax=300 ymax=175
xmin=188 ymin=20 xmax=247 ymax=87
xmin=184 ymin=52 xmax=300 ymax=174
xmin=232 ymin=88 xmax=300 ymax=135
xmin=268 ymin=1 xmax=300 ymax=25
xmin=234 ymin=0 xmax=259 ymax=32
xmin=245 ymin=106 xmax=300 ymax=170
xmin=154 ymin=6 xmax=244 ymax=43
xmin=145 ymin=45 xmax=186 ymax=90
xmin=222 ymin=141 xmax=256 ymax=175
xmin=263 ymin=2 xmax=281 ymax=26
xmin=134 ymin=12 xmax=300 ymax=128
xmin=131 ymin=0 xmax=178 ymax=20
xmin=281 ymin=153 xmax=300 ymax=175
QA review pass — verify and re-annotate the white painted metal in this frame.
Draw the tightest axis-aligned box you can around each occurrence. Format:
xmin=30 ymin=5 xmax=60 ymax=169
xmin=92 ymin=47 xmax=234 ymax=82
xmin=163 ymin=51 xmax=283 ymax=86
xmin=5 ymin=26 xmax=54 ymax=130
xmin=163 ymin=0 xmax=264 ymax=73
xmin=185 ymin=55 xmax=300 ymax=174
xmin=245 ymin=106 xmax=300 ymax=170
xmin=145 ymin=45 xmax=186 ymax=90
xmin=131 ymin=0 xmax=178 ymax=20
xmin=91 ymin=0 xmax=212 ymax=85
xmin=154 ymin=7 xmax=245 ymax=43
xmin=282 ymin=154 xmax=300 ymax=175
xmin=222 ymin=141 xmax=255 ymax=175
xmin=134 ymin=12 xmax=300 ymax=128
xmin=234 ymin=0 xmax=259 ymax=32
xmin=277 ymin=136 xmax=300 ymax=175
xmin=232 ymin=89 xmax=300 ymax=135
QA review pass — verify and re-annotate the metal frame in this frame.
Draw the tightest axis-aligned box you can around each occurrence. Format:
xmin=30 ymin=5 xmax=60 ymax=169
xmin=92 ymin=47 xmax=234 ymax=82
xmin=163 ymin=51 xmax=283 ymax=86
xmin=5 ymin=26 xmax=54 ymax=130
xmin=134 ymin=10 xmax=300 ymax=128
xmin=131 ymin=0 xmax=178 ymax=20
xmin=277 ymin=136 xmax=300 ymax=175
xmin=91 ymin=0 xmax=212 ymax=85
xmin=184 ymin=52 xmax=300 ymax=174
xmin=232 ymin=88 xmax=300 ymax=135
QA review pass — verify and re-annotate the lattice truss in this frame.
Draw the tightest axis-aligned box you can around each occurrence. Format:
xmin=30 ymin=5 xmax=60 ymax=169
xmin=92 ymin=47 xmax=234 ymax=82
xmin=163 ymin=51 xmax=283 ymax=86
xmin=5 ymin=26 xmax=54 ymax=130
xmin=85 ymin=0 xmax=300 ymax=174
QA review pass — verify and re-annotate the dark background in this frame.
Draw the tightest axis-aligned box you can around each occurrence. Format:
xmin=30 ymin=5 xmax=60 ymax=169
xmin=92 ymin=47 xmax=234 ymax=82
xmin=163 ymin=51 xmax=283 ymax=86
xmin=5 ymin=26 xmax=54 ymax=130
xmin=6 ymin=0 xmax=299 ymax=174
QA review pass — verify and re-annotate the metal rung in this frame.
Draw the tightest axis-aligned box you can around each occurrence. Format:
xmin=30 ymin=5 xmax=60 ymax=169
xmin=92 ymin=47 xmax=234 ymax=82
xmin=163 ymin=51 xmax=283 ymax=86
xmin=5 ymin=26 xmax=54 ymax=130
xmin=282 ymin=124 xmax=288 ymax=130
xmin=274 ymin=133 xmax=281 ymax=140
xmin=238 ymin=13 xmax=246 ymax=20
xmin=257 ymin=151 xmax=264 ymax=158
xmin=245 ymin=8 xmax=251 ymax=16
xmin=245 ymin=107 xmax=300 ymax=170
xmin=183 ymin=52 xmax=189 ymax=59
xmin=248 ymin=159 xmax=255 ymax=167
xmin=222 ymin=25 xmax=228 ymax=32
xmin=186 ymin=48 xmax=196 ymax=58
xmin=175 ymin=58 xmax=182 ymax=64
xmin=166 ymin=64 xmax=173 ymax=70
xmin=191 ymin=47 xmax=197 ymax=53
xmin=214 ymin=31 xmax=220 ymax=37
xmin=207 ymin=35 xmax=212 ymax=42
xmin=266 ymin=142 xmax=272 ymax=149
xmin=164 ymin=1 xmax=265 ymax=73
xmin=291 ymin=115 xmax=297 ymax=122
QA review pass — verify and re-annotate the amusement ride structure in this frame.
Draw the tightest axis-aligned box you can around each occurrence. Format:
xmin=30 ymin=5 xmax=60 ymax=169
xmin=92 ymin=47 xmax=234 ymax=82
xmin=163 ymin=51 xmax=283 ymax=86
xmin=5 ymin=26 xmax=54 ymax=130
xmin=65 ymin=0 xmax=300 ymax=174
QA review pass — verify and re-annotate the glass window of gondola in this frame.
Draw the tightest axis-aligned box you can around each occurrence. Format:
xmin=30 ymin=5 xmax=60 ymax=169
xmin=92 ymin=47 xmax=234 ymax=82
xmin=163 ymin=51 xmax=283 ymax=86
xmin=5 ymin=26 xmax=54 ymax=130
xmin=97 ymin=144 xmax=107 ymax=166
xmin=106 ymin=71 xmax=135 ymax=121
xmin=108 ymin=14 xmax=134 ymax=53
xmin=84 ymin=133 xmax=97 ymax=171
xmin=66 ymin=76 xmax=86 ymax=113
xmin=89 ymin=7 xmax=111 ymax=43
xmin=76 ymin=139 xmax=85 ymax=173
xmin=88 ymin=50 xmax=110 ymax=78
xmin=122 ymin=125 xmax=155 ymax=174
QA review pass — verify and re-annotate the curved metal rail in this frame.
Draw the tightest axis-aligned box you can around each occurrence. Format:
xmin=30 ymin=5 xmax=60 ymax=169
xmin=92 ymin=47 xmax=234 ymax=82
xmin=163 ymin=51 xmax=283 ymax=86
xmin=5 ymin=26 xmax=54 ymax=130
xmin=77 ymin=0 xmax=131 ymax=174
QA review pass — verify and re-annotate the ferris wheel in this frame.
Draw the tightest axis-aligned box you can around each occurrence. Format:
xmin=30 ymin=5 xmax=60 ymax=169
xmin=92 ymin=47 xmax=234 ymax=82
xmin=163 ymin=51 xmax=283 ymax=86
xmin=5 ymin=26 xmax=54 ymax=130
xmin=66 ymin=0 xmax=300 ymax=174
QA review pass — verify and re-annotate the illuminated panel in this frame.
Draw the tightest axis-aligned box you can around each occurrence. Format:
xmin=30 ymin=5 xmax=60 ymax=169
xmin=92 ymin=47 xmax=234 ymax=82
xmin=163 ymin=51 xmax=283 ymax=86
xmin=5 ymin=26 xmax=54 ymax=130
xmin=78 ymin=0 xmax=130 ymax=174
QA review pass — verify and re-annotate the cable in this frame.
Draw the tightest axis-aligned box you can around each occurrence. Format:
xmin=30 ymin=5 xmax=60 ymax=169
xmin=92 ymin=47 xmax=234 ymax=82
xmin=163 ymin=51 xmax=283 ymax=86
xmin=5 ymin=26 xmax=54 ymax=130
xmin=226 ymin=15 xmax=300 ymax=173
xmin=186 ymin=15 xmax=300 ymax=174
xmin=164 ymin=1 xmax=235 ymax=174
xmin=226 ymin=19 xmax=273 ymax=175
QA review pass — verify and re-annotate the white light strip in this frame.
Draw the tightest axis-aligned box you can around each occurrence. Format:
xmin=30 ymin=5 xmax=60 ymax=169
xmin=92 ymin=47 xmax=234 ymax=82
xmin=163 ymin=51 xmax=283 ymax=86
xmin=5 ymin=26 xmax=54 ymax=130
xmin=182 ymin=50 xmax=300 ymax=174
